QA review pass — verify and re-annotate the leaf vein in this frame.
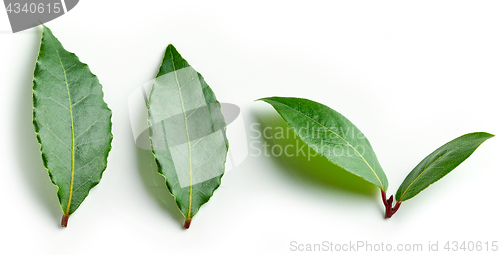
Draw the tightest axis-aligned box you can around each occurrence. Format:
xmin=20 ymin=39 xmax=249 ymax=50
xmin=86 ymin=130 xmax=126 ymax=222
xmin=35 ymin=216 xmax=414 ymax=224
xmin=277 ymin=101 xmax=385 ymax=190
xmin=398 ymin=142 xmax=466 ymax=201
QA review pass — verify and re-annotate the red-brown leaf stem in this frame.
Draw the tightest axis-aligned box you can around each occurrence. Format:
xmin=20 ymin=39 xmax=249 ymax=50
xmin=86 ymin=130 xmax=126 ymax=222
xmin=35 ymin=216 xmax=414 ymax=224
xmin=184 ymin=218 xmax=192 ymax=229
xmin=61 ymin=214 xmax=69 ymax=228
xmin=381 ymin=190 xmax=402 ymax=218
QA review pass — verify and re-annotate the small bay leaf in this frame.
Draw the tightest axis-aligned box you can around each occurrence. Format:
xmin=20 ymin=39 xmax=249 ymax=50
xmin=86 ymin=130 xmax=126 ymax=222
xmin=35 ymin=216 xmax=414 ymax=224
xmin=32 ymin=25 xmax=113 ymax=227
xmin=396 ymin=132 xmax=494 ymax=202
xmin=258 ymin=97 xmax=388 ymax=191
xmin=148 ymin=44 xmax=228 ymax=228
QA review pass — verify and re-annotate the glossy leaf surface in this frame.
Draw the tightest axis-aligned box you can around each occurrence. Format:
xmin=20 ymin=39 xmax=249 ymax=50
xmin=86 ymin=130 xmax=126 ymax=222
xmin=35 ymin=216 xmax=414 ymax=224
xmin=396 ymin=132 xmax=493 ymax=202
xmin=33 ymin=25 xmax=113 ymax=227
xmin=258 ymin=97 xmax=388 ymax=191
xmin=148 ymin=44 xmax=228 ymax=228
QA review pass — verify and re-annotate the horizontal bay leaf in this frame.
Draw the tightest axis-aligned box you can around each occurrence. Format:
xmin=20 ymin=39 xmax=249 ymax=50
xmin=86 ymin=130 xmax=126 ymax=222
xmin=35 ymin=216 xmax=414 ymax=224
xmin=258 ymin=97 xmax=388 ymax=191
xmin=396 ymin=132 xmax=494 ymax=202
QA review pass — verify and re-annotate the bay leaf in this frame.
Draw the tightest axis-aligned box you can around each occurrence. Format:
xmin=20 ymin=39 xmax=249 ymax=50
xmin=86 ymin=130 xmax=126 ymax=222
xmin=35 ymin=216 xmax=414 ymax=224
xmin=396 ymin=132 xmax=494 ymax=202
xmin=258 ymin=97 xmax=388 ymax=191
xmin=32 ymin=25 xmax=113 ymax=227
xmin=148 ymin=44 xmax=228 ymax=228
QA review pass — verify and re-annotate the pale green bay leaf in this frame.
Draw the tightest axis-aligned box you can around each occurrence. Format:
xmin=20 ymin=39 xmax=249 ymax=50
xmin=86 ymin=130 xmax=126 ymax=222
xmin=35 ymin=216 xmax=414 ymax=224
xmin=148 ymin=44 xmax=228 ymax=228
xmin=396 ymin=132 xmax=493 ymax=202
xmin=32 ymin=25 xmax=112 ymax=227
xmin=258 ymin=97 xmax=388 ymax=190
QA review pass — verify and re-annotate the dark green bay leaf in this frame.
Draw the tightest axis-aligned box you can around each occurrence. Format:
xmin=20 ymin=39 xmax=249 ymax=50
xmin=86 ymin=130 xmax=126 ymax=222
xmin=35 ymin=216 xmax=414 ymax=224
xmin=32 ymin=25 xmax=112 ymax=227
xmin=148 ymin=44 xmax=228 ymax=228
xmin=258 ymin=97 xmax=388 ymax=191
xmin=396 ymin=132 xmax=494 ymax=202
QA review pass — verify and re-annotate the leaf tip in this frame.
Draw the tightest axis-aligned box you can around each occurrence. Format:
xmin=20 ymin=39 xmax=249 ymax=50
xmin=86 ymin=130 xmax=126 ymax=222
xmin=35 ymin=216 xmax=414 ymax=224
xmin=61 ymin=214 xmax=69 ymax=228
xmin=255 ymin=97 xmax=272 ymax=103
xmin=38 ymin=21 xmax=48 ymax=30
xmin=166 ymin=43 xmax=177 ymax=53
xmin=183 ymin=218 xmax=192 ymax=229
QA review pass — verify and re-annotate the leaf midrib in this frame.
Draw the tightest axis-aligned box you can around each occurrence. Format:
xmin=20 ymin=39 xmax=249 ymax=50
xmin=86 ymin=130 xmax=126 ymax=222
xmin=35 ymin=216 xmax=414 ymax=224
xmin=398 ymin=142 xmax=465 ymax=201
xmin=169 ymin=48 xmax=194 ymax=220
xmin=272 ymin=100 xmax=385 ymax=190
xmin=46 ymin=28 xmax=76 ymax=216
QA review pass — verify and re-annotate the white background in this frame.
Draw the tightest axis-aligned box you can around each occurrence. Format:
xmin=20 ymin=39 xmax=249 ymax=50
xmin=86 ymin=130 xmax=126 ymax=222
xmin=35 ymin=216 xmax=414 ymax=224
xmin=1 ymin=1 xmax=499 ymax=254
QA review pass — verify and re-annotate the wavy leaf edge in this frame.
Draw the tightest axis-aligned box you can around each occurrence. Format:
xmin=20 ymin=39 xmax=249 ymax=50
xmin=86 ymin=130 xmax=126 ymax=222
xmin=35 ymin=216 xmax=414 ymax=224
xmin=32 ymin=25 xmax=113 ymax=227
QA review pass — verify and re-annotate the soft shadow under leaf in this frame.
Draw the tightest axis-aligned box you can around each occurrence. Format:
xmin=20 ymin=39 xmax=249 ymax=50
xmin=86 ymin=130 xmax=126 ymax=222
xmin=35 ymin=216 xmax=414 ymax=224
xmin=255 ymin=111 xmax=376 ymax=196
xmin=135 ymin=146 xmax=186 ymax=228
xmin=258 ymin=97 xmax=388 ymax=191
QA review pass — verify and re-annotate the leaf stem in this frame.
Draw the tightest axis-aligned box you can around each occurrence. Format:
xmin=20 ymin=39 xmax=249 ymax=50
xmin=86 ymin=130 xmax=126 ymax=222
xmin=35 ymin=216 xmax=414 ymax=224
xmin=381 ymin=190 xmax=402 ymax=218
xmin=184 ymin=218 xmax=192 ymax=229
xmin=61 ymin=214 xmax=69 ymax=228
xmin=392 ymin=201 xmax=402 ymax=216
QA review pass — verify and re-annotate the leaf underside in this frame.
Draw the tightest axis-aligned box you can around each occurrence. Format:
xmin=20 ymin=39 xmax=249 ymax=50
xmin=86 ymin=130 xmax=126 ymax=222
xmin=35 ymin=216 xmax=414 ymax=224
xmin=258 ymin=97 xmax=388 ymax=191
xmin=32 ymin=25 xmax=112 ymax=221
xmin=396 ymin=132 xmax=494 ymax=202
xmin=147 ymin=44 xmax=228 ymax=225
